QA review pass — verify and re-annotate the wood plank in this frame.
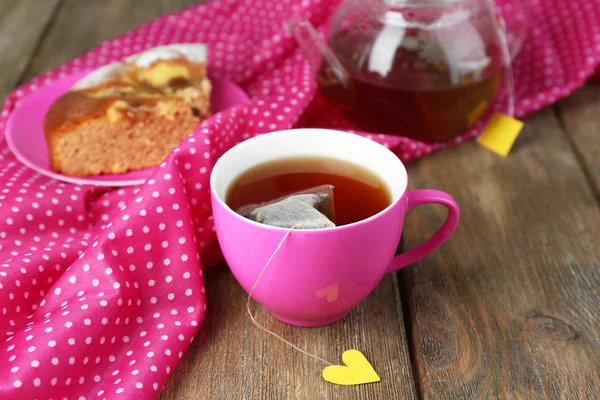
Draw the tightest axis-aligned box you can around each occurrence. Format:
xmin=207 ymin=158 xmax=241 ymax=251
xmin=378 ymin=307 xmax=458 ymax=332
xmin=19 ymin=0 xmax=162 ymax=81
xmin=159 ymin=266 xmax=418 ymax=399
xmin=159 ymin=0 xmax=203 ymax=14
xmin=555 ymin=83 xmax=600 ymax=202
xmin=0 ymin=0 xmax=61 ymax=100
xmin=400 ymin=108 xmax=600 ymax=398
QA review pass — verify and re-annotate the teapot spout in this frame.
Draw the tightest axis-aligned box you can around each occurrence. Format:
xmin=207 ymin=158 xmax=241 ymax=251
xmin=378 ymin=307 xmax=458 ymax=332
xmin=285 ymin=16 xmax=352 ymax=90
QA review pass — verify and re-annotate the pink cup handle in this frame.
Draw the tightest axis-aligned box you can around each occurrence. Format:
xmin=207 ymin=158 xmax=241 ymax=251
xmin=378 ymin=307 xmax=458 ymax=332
xmin=387 ymin=189 xmax=460 ymax=272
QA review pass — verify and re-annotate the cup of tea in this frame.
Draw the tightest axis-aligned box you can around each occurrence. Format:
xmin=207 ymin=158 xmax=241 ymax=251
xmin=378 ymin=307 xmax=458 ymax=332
xmin=210 ymin=129 xmax=459 ymax=327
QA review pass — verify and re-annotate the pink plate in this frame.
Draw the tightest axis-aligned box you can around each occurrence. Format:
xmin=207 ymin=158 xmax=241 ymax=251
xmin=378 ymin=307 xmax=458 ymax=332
xmin=5 ymin=71 xmax=250 ymax=187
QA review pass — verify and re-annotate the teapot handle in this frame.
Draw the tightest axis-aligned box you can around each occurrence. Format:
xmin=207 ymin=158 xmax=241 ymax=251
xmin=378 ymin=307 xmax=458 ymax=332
xmin=285 ymin=16 xmax=352 ymax=90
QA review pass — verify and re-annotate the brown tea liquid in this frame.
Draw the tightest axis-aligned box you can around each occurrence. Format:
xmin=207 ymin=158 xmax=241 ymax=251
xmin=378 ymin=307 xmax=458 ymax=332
xmin=317 ymin=30 xmax=504 ymax=143
xmin=226 ymin=157 xmax=391 ymax=226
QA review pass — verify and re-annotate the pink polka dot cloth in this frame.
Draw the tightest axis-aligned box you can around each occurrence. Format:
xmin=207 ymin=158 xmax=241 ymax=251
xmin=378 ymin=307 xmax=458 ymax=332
xmin=0 ymin=0 xmax=598 ymax=398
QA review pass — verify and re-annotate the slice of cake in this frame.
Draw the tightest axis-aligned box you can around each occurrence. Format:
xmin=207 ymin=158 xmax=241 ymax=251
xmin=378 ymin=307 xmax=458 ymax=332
xmin=44 ymin=44 xmax=211 ymax=176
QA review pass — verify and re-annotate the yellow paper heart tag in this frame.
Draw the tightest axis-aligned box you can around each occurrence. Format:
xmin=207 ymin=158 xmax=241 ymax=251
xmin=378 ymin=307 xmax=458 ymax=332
xmin=322 ymin=349 xmax=381 ymax=386
xmin=477 ymin=112 xmax=524 ymax=157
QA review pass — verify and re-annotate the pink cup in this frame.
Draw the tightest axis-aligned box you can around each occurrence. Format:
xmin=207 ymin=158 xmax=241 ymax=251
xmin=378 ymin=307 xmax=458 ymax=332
xmin=210 ymin=129 xmax=459 ymax=327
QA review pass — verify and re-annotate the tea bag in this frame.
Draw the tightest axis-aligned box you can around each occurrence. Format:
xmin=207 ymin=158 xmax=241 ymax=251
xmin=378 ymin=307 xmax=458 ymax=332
xmin=236 ymin=185 xmax=336 ymax=229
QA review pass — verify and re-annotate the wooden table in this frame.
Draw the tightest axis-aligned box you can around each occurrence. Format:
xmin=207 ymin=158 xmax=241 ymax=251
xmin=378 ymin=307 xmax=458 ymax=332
xmin=2 ymin=1 xmax=599 ymax=398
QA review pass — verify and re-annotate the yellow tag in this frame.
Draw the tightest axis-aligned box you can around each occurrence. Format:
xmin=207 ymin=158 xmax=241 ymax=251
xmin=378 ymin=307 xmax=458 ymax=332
xmin=477 ymin=112 xmax=524 ymax=157
xmin=322 ymin=350 xmax=381 ymax=386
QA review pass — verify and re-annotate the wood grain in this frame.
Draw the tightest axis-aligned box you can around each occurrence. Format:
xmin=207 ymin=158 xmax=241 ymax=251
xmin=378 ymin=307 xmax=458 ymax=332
xmin=0 ymin=0 xmax=61 ymax=99
xmin=159 ymin=0 xmax=203 ymax=14
xmin=19 ymin=0 xmax=163 ymax=82
xmin=159 ymin=266 xmax=418 ymax=400
xmin=401 ymin=107 xmax=600 ymax=399
xmin=555 ymin=83 xmax=600 ymax=203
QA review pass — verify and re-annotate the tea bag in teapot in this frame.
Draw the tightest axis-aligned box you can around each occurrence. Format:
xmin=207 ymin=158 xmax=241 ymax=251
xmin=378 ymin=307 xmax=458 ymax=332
xmin=236 ymin=185 xmax=336 ymax=229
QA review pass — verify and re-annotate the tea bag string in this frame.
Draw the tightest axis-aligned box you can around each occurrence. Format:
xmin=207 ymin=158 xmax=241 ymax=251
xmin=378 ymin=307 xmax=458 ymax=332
xmin=246 ymin=225 xmax=333 ymax=366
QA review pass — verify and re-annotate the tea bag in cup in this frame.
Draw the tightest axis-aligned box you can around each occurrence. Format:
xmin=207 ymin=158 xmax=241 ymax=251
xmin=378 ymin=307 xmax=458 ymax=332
xmin=236 ymin=185 xmax=336 ymax=229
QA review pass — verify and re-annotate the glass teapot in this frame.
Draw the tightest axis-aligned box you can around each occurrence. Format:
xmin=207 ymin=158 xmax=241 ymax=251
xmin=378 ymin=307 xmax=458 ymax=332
xmin=288 ymin=0 xmax=529 ymax=143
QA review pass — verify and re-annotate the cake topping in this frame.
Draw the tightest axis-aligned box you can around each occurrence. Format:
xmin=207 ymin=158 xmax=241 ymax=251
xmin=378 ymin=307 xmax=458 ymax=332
xmin=70 ymin=44 xmax=208 ymax=92
xmin=134 ymin=61 xmax=191 ymax=87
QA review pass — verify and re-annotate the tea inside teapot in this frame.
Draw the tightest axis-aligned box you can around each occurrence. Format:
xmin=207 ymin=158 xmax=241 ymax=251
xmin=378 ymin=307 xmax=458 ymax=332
xmin=293 ymin=0 xmax=514 ymax=143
